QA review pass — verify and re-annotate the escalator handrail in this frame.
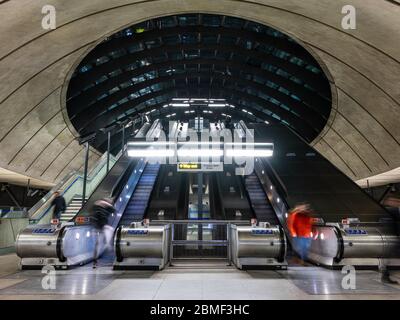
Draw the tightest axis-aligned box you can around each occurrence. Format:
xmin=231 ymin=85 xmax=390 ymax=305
xmin=215 ymin=172 xmax=227 ymax=220
xmin=75 ymin=157 xmax=141 ymax=223
xmin=30 ymin=151 xmax=114 ymax=218
xmin=28 ymin=152 xmax=120 ymax=223
xmin=242 ymin=174 xmax=260 ymax=220
xmin=28 ymin=172 xmax=76 ymax=220
xmin=110 ymin=155 xmax=136 ymax=198
xmin=259 ymin=158 xmax=288 ymax=199
xmin=29 ymin=175 xmax=79 ymax=223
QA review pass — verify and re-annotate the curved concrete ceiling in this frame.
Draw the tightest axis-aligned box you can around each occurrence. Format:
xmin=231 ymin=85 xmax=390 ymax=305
xmin=0 ymin=0 xmax=399 ymax=185
xmin=66 ymin=14 xmax=333 ymax=152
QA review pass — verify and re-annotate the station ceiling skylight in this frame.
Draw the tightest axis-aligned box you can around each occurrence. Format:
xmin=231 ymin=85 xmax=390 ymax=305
xmin=66 ymin=13 xmax=332 ymax=153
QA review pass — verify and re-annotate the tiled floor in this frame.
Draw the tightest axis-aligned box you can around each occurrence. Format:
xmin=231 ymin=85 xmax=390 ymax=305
xmin=0 ymin=254 xmax=399 ymax=300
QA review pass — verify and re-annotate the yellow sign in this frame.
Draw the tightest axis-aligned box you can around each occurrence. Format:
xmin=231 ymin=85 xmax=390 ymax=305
xmin=178 ymin=163 xmax=200 ymax=170
xmin=177 ymin=163 xmax=223 ymax=172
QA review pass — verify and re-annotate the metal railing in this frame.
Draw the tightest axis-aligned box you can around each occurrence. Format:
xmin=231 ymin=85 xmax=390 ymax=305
xmin=153 ymin=220 xmax=249 ymax=263
xmin=0 ymin=207 xmax=29 ymax=219
xmin=28 ymin=151 xmax=120 ymax=224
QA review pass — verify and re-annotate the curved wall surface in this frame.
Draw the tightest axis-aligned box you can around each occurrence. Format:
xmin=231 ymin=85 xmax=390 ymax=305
xmin=0 ymin=0 xmax=399 ymax=184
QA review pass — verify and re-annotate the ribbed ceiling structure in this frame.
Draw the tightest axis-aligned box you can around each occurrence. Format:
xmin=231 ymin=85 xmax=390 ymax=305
xmin=66 ymin=14 xmax=332 ymax=152
xmin=3 ymin=1 xmax=398 ymax=185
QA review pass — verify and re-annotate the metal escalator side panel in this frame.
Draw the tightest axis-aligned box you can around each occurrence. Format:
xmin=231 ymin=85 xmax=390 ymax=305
xmin=74 ymin=153 xmax=136 ymax=221
xmin=59 ymin=225 xmax=97 ymax=265
xmin=57 ymin=226 xmax=67 ymax=262
xmin=334 ymin=226 xmax=344 ymax=263
xmin=252 ymin=123 xmax=395 ymax=224
xmin=111 ymin=160 xmax=147 ymax=228
xmin=277 ymin=226 xmax=287 ymax=263
xmin=307 ymin=226 xmax=341 ymax=264
xmin=115 ymin=226 xmax=123 ymax=262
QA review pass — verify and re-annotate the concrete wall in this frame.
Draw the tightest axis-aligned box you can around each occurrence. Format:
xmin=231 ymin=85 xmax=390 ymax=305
xmin=0 ymin=218 xmax=29 ymax=251
xmin=0 ymin=0 xmax=399 ymax=183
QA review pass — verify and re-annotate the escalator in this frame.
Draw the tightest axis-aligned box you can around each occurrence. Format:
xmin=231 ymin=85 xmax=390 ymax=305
xmin=176 ymin=172 xmax=189 ymax=220
xmin=74 ymin=153 xmax=136 ymax=222
xmin=244 ymin=173 xmax=279 ymax=225
xmin=247 ymin=123 xmax=400 ymax=267
xmin=15 ymin=153 xmax=144 ymax=269
xmin=214 ymin=165 xmax=253 ymax=220
xmin=145 ymin=165 xmax=188 ymax=220
xmin=15 ymin=121 xmax=157 ymax=269
xmin=118 ymin=163 xmax=160 ymax=226
xmin=209 ymin=173 xmax=225 ymax=220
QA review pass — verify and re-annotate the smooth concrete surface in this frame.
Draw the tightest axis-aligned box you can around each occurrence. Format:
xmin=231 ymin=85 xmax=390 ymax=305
xmin=0 ymin=219 xmax=28 ymax=251
xmin=0 ymin=167 xmax=54 ymax=189
xmin=0 ymin=254 xmax=399 ymax=300
xmin=357 ymin=167 xmax=400 ymax=188
xmin=0 ymin=0 xmax=399 ymax=184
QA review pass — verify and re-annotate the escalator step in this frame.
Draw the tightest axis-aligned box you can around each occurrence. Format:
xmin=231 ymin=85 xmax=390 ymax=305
xmin=245 ymin=173 xmax=279 ymax=224
xmin=119 ymin=163 xmax=160 ymax=226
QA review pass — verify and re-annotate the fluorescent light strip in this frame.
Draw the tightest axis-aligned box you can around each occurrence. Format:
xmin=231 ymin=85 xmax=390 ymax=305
xmin=228 ymin=142 xmax=274 ymax=146
xmin=127 ymin=149 xmax=175 ymax=157
xmin=208 ymin=104 xmax=226 ymax=107
xmin=180 ymin=142 xmax=222 ymax=145
xmin=128 ymin=148 xmax=273 ymax=158
xmin=128 ymin=141 xmax=273 ymax=147
xmin=178 ymin=149 xmax=224 ymax=157
xmin=128 ymin=141 xmax=175 ymax=146
xmin=225 ymin=149 xmax=273 ymax=157
xmin=169 ymin=103 xmax=189 ymax=107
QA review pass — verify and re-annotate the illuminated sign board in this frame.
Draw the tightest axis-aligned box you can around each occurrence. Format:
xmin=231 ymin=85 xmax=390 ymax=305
xmin=177 ymin=163 xmax=223 ymax=172
xmin=178 ymin=163 xmax=200 ymax=170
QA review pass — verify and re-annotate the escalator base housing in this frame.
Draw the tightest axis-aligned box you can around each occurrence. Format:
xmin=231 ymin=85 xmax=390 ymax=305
xmin=230 ymin=224 xmax=287 ymax=270
xmin=307 ymin=225 xmax=400 ymax=268
xmin=16 ymin=224 xmax=97 ymax=269
xmin=114 ymin=224 xmax=171 ymax=270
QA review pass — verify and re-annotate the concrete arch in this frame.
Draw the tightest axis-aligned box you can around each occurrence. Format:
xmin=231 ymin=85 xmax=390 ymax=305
xmin=0 ymin=0 xmax=399 ymax=185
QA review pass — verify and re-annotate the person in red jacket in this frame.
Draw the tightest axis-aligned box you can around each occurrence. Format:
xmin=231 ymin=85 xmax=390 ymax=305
xmin=287 ymin=204 xmax=315 ymax=261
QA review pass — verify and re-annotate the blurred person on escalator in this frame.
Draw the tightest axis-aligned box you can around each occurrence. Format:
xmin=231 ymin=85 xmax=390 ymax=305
xmin=286 ymin=204 xmax=316 ymax=263
xmin=50 ymin=191 xmax=66 ymax=222
xmin=90 ymin=198 xmax=116 ymax=269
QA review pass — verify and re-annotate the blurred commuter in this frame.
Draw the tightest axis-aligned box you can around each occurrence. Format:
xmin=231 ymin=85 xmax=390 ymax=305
xmin=50 ymin=191 xmax=66 ymax=221
xmin=90 ymin=198 xmax=116 ymax=268
xmin=287 ymin=204 xmax=315 ymax=261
